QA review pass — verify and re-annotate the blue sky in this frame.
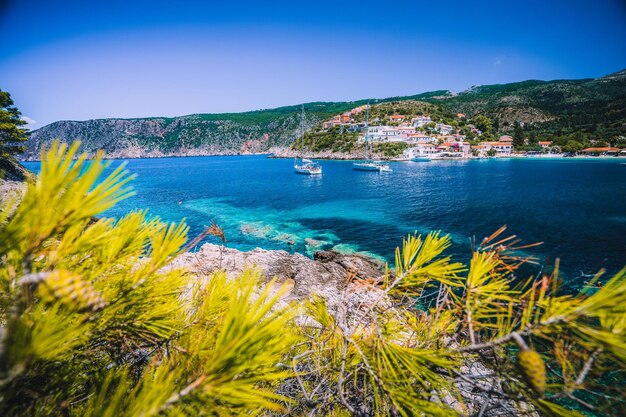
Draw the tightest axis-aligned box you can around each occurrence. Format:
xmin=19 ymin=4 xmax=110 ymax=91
xmin=1 ymin=0 xmax=625 ymax=128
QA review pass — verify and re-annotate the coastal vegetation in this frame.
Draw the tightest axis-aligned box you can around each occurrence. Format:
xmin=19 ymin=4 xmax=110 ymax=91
xmin=296 ymin=127 xmax=360 ymax=153
xmin=1 ymin=143 xmax=625 ymax=416
xmin=0 ymin=89 xmax=29 ymax=180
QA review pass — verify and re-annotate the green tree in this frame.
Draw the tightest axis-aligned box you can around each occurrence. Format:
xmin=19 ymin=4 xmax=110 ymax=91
xmin=513 ymin=122 xmax=525 ymax=149
xmin=562 ymin=140 xmax=584 ymax=153
xmin=0 ymin=89 xmax=28 ymax=158
xmin=471 ymin=114 xmax=492 ymax=134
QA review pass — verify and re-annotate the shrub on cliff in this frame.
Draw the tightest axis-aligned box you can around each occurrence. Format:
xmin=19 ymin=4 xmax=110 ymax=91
xmin=0 ymin=142 xmax=624 ymax=416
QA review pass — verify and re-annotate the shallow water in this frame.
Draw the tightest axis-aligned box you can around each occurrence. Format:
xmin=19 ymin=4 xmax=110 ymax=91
xmin=23 ymin=156 xmax=626 ymax=285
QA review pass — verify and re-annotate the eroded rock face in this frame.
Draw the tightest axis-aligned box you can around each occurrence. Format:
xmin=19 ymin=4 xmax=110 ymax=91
xmin=174 ymin=243 xmax=391 ymax=325
xmin=175 ymin=244 xmax=385 ymax=298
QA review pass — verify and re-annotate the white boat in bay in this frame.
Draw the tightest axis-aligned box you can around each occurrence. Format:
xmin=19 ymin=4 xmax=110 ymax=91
xmin=352 ymin=103 xmax=392 ymax=173
xmin=295 ymin=158 xmax=322 ymax=175
xmin=294 ymin=105 xmax=322 ymax=175
xmin=353 ymin=160 xmax=391 ymax=171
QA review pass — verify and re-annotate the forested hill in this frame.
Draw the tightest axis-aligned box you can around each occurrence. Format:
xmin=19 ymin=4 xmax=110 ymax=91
xmin=23 ymin=70 xmax=626 ymax=159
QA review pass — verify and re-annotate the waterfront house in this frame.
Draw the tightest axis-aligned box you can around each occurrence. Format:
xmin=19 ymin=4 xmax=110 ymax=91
xmin=580 ymin=147 xmax=621 ymax=156
xmin=403 ymin=143 xmax=441 ymax=159
xmin=437 ymin=140 xmax=470 ymax=156
xmin=479 ymin=141 xmax=513 ymax=156
xmin=538 ymin=141 xmax=553 ymax=150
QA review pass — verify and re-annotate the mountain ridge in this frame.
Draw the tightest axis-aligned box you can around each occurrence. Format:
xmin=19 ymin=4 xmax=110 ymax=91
xmin=23 ymin=69 xmax=626 ymax=160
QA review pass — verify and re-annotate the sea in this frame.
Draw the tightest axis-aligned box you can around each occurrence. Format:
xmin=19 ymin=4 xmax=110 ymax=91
xmin=22 ymin=156 xmax=626 ymax=287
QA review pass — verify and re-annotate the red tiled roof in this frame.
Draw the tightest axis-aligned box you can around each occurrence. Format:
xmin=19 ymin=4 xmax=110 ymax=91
xmin=582 ymin=147 xmax=620 ymax=152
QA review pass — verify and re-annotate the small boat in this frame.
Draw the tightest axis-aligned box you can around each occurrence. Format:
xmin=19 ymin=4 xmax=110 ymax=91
xmin=411 ymin=156 xmax=431 ymax=162
xmin=294 ymin=105 xmax=322 ymax=175
xmin=295 ymin=158 xmax=322 ymax=175
xmin=353 ymin=103 xmax=392 ymax=173
xmin=353 ymin=160 xmax=391 ymax=172
xmin=621 ymin=162 xmax=626 ymax=166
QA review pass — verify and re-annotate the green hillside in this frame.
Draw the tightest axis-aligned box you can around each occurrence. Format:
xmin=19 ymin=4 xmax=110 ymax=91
xmin=23 ymin=69 xmax=626 ymax=159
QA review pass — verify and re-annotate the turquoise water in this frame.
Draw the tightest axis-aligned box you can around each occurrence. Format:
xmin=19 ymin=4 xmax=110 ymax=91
xmin=22 ymin=156 xmax=626 ymax=284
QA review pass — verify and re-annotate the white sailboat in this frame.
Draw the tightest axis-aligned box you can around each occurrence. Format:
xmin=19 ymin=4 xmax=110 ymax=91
xmin=294 ymin=105 xmax=322 ymax=175
xmin=353 ymin=103 xmax=392 ymax=172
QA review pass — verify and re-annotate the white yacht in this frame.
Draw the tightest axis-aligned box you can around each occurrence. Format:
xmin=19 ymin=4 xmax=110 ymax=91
xmin=294 ymin=105 xmax=322 ymax=175
xmin=353 ymin=103 xmax=392 ymax=173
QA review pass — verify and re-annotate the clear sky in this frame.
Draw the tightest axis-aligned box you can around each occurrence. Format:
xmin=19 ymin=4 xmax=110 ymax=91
xmin=1 ymin=0 xmax=625 ymax=128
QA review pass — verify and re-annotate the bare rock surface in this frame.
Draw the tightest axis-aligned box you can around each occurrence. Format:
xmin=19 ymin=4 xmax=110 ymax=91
xmin=176 ymin=243 xmax=385 ymax=297
xmin=174 ymin=243 xmax=391 ymax=323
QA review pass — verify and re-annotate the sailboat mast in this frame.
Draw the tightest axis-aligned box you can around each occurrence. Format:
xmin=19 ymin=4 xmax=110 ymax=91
xmin=364 ymin=102 xmax=370 ymax=160
xmin=301 ymin=104 xmax=304 ymax=155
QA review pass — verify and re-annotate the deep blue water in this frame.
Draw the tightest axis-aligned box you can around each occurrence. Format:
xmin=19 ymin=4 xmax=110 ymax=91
xmin=22 ymin=156 xmax=626 ymax=285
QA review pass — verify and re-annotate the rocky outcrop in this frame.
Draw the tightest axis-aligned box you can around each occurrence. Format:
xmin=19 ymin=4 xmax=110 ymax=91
xmin=174 ymin=243 xmax=391 ymax=320
xmin=0 ymin=158 xmax=30 ymax=204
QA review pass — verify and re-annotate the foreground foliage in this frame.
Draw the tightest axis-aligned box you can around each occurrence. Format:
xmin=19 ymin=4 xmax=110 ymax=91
xmin=0 ymin=142 xmax=624 ymax=416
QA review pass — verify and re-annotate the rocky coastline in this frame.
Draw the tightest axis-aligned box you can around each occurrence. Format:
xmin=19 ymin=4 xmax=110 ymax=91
xmin=267 ymin=146 xmax=388 ymax=160
xmin=174 ymin=243 xmax=391 ymax=316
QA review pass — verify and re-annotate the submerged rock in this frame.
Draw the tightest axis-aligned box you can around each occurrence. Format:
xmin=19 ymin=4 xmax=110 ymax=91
xmin=239 ymin=222 xmax=273 ymax=239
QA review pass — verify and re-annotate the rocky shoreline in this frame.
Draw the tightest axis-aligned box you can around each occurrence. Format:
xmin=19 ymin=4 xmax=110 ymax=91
xmin=18 ymin=147 xmax=269 ymax=162
xmin=267 ymin=146 xmax=390 ymax=160
xmin=174 ymin=243 xmax=391 ymax=315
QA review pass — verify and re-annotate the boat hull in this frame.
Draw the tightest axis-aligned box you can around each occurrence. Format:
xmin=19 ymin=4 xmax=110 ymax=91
xmin=352 ymin=163 xmax=381 ymax=171
xmin=295 ymin=166 xmax=322 ymax=175
xmin=353 ymin=162 xmax=392 ymax=172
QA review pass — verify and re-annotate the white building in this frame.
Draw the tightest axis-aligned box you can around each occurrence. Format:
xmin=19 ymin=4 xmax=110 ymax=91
xmin=406 ymin=134 xmax=437 ymax=144
xmin=403 ymin=143 xmax=441 ymax=159
xmin=436 ymin=123 xmax=455 ymax=135
xmin=365 ymin=126 xmax=413 ymax=142
xmin=412 ymin=116 xmax=432 ymax=128
xmin=478 ymin=141 xmax=513 ymax=156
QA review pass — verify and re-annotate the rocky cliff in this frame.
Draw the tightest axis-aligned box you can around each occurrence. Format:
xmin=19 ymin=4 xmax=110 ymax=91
xmin=22 ymin=102 xmax=360 ymax=160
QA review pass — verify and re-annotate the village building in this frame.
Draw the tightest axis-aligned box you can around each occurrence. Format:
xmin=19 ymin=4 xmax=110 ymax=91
xmin=406 ymin=133 xmax=437 ymax=144
xmin=478 ymin=141 xmax=513 ymax=156
xmin=403 ymin=143 xmax=441 ymax=159
xmin=412 ymin=116 xmax=432 ymax=128
xmin=580 ymin=147 xmax=621 ymax=156
xmin=436 ymin=123 xmax=455 ymax=135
